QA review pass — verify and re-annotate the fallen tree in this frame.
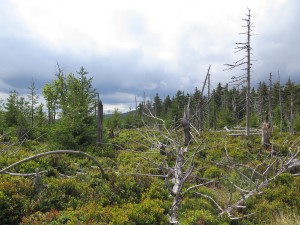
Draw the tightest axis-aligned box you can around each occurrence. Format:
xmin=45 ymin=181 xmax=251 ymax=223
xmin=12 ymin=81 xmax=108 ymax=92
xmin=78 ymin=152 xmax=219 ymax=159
xmin=0 ymin=150 xmax=108 ymax=180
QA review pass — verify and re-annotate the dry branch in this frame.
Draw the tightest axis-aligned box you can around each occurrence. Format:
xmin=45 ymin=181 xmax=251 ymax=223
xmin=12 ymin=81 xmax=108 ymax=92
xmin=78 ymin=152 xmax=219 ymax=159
xmin=0 ymin=150 xmax=107 ymax=180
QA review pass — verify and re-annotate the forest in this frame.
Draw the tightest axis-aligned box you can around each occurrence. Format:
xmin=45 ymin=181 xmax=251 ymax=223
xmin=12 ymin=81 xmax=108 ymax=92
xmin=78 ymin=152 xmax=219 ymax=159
xmin=1 ymin=10 xmax=300 ymax=225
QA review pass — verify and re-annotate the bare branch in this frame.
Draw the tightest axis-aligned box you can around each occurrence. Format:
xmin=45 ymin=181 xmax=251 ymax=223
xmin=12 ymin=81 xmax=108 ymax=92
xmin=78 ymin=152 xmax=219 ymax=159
xmin=122 ymin=172 xmax=168 ymax=178
xmin=183 ymin=180 xmax=215 ymax=194
xmin=195 ymin=192 xmax=224 ymax=213
xmin=0 ymin=150 xmax=107 ymax=180
xmin=4 ymin=170 xmax=48 ymax=177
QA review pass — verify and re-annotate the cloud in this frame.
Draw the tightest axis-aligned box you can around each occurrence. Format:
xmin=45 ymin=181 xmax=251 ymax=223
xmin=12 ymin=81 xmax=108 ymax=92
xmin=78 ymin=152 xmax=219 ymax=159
xmin=252 ymin=0 xmax=300 ymax=84
xmin=0 ymin=0 xmax=299 ymax=113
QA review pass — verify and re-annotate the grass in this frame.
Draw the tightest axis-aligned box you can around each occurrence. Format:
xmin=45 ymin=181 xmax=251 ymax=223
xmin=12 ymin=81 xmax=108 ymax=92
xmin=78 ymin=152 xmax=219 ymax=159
xmin=271 ymin=213 xmax=300 ymax=225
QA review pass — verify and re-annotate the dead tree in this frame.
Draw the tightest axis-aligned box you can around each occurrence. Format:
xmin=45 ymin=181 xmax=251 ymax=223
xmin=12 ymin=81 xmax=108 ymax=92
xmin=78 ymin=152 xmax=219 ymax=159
xmin=268 ymin=73 xmax=273 ymax=131
xmin=278 ymin=72 xmax=283 ymax=135
xmin=225 ymin=8 xmax=254 ymax=136
xmin=290 ymin=93 xmax=294 ymax=135
xmin=33 ymin=168 xmax=44 ymax=194
xmin=261 ymin=121 xmax=271 ymax=151
xmin=258 ymin=82 xmax=264 ymax=124
xmin=18 ymin=126 xmax=28 ymax=144
xmin=96 ymin=93 xmax=103 ymax=145
xmin=182 ymin=97 xmax=191 ymax=146
xmin=196 ymin=65 xmax=211 ymax=131
xmin=213 ymin=89 xmax=217 ymax=131
xmin=199 ymin=138 xmax=300 ymax=219
xmin=131 ymin=106 xmax=211 ymax=224
xmin=0 ymin=150 xmax=108 ymax=180
xmin=207 ymin=70 xmax=211 ymax=130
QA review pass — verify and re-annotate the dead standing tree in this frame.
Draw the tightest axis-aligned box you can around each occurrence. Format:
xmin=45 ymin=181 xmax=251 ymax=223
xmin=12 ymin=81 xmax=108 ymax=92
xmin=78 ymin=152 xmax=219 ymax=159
xmin=261 ymin=121 xmax=271 ymax=151
xmin=182 ymin=97 xmax=191 ymax=146
xmin=133 ymin=104 xmax=212 ymax=224
xmin=278 ymin=72 xmax=283 ymax=135
xmin=225 ymin=8 xmax=254 ymax=136
xmin=196 ymin=65 xmax=211 ymax=131
xmin=268 ymin=73 xmax=273 ymax=131
xmin=96 ymin=92 xmax=103 ymax=145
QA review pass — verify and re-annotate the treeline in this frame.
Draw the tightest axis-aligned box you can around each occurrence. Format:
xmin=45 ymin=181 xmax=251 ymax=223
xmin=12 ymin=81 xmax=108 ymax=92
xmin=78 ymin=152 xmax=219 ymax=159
xmin=1 ymin=66 xmax=300 ymax=150
xmin=124 ymin=78 xmax=300 ymax=133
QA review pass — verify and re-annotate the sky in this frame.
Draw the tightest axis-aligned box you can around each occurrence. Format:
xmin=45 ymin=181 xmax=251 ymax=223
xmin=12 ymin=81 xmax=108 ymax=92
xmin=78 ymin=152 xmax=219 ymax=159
xmin=0 ymin=0 xmax=299 ymax=113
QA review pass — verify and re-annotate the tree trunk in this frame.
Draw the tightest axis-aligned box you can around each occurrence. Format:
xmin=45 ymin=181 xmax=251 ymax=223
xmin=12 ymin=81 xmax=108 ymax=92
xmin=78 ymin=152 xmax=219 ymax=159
xmin=268 ymin=73 xmax=273 ymax=131
xmin=182 ymin=97 xmax=191 ymax=146
xmin=278 ymin=72 xmax=283 ymax=135
xmin=169 ymin=148 xmax=184 ymax=224
xmin=261 ymin=122 xmax=271 ymax=150
xmin=96 ymin=93 xmax=103 ymax=145
xmin=213 ymin=90 xmax=217 ymax=131
xmin=207 ymin=71 xmax=210 ymax=130
xmin=290 ymin=93 xmax=294 ymax=135
xmin=18 ymin=126 xmax=28 ymax=144
xmin=197 ymin=65 xmax=211 ymax=131
xmin=246 ymin=9 xmax=251 ymax=136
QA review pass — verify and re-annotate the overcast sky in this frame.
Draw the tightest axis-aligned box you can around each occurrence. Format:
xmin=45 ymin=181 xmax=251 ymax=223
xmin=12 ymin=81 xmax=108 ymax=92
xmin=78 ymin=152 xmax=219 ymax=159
xmin=0 ymin=0 xmax=299 ymax=112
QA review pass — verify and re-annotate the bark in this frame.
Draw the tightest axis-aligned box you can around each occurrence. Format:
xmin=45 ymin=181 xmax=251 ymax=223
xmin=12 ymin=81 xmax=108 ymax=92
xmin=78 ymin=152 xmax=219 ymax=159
xmin=18 ymin=126 xmax=28 ymax=144
xmin=261 ymin=122 xmax=271 ymax=150
xmin=290 ymin=93 xmax=294 ymax=135
xmin=268 ymin=73 xmax=273 ymax=130
xmin=207 ymin=71 xmax=211 ymax=130
xmin=182 ymin=97 xmax=191 ymax=146
xmin=169 ymin=147 xmax=184 ymax=224
xmin=213 ymin=90 xmax=217 ymax=131
xmin=197 ymin=65 xmax=211 ymax=131
xmin=96 ymin=93 xmax=103 ymax=145
xmin=278 ymin=73 xmax=283 ymax=135
xmin=245 ymin=8 xmax=251 ymax=136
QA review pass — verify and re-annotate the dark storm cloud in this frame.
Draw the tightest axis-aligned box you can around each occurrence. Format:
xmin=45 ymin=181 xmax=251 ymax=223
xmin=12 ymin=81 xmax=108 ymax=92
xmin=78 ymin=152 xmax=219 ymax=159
xmin=0 ymin=1 xmax=55 ymax=93
xmin=86 ymin=50 xmax=173 ymax=98
xmin=1 ymin=0 xmax=300 ymax=112
xmin=0 ymin=35 xmax=57 ymax=92
xmin=253 ymin=0 xmax=300 ymax=84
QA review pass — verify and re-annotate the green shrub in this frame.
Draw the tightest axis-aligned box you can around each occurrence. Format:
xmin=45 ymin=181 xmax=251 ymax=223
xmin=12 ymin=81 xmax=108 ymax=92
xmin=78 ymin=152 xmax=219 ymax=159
xmin=181 ymin=209 xmax=227 ymax=225
xmin=273 ymin=173 xmax=294 ymax=187
xmin=142 ymin=178 xmax=169 ymax=200
xmin=86 ymin=144 xmax=118 ymax=158
xmin=0 ymin=176 xmax=32 ymax=225
xmin=127 ymin=198 xmax=168 ymax=224
xmin=203 ymin=166 xmax=225 ymax=178
xmin=244 ymin=173 xmax=300 ymax=224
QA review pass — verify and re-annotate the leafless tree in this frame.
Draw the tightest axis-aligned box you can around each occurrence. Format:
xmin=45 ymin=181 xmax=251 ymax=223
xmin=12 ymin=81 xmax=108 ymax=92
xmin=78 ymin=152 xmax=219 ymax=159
xmin=129 ymin=106 xmax=213 ymax=224
xmin=290 ymin=92 xmax=295 ymax=135
xmin=225 ymin=8 xmax=254 ymax=136
xmin=278 ymin=72 xmax=283 ymax=135
xmin=96 ymin=92 xmax=103 ymax=145
xmin=207 ymin=69 xmax=211 ymax=130
xmin=196 ymin=65 xmax=211 ymax=131
xmin=200 ymin=137 xmax=300 ymax=219
xmin=261 ymin=121 xmax=271 ymax=150
xmin=268 ymin=73 xmax=273 ymax=131
xmin=182 ymin=97 xmax=191 ymax=146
